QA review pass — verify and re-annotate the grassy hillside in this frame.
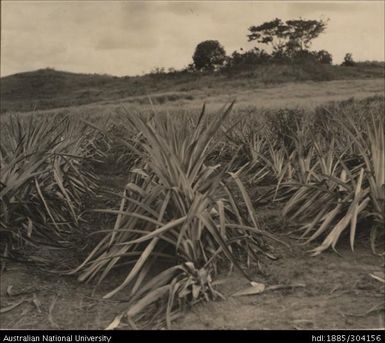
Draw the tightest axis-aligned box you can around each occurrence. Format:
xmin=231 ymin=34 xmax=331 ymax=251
xmin=1 ymin=62 xmax=384 ymax=113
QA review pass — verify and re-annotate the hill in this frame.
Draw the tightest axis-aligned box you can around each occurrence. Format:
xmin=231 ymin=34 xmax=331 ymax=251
xmin=1 ymin=63 xmax=384 ymax=113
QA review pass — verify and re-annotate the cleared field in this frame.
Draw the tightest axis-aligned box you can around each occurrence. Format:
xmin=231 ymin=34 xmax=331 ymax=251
xmin=5 ymin=78 xmax=384 ymax=118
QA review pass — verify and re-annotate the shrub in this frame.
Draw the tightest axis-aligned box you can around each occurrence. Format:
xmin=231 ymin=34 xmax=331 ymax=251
xmin=341 ymin=53 xmax=355 ymax=67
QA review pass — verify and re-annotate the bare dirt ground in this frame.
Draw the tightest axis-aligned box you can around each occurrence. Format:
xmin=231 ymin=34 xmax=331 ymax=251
xmin=174 ymin=241 xmax=385 ymax=330
xmin=1 ymin=231 xmax=383 ymax=330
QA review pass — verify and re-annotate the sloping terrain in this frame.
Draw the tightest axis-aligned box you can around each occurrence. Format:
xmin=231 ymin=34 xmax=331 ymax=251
xmin=1 ymin=63 xmax=384 ymax=113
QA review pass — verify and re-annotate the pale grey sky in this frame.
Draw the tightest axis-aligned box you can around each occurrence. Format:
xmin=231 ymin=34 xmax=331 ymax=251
xmin=1 ymin=1 xmax=384 ymax=76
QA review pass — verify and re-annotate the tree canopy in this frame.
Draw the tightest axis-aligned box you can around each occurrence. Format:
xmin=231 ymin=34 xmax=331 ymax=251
xmin=192 ymin=40 xmax=226 ymax=71
xmin=190 ymin=18 xmax=335 ymax=73
xmin=248 ymin=18 xmax=328 ymax=54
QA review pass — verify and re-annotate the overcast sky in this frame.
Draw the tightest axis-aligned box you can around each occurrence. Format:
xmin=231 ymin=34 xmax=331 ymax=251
xmin=1 ymin=1 xmax=384 ymax=77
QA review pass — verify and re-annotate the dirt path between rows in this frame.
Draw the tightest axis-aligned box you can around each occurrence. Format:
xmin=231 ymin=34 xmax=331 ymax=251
xmin=1 ymin=234 xmax=383 ymax=330
xmin=174 ymin=240 xmax=384 ymax=330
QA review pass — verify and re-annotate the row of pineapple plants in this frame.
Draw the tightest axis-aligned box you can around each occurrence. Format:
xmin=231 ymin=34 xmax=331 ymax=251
xmin=0 ymin=114 xmax=100 ymax=263
xmin=71 ymin=97 xmax=383 ymax=328
xmin=223 ymin=97 xmax=384 ymax=255
xmin=70 ymin=103 xmax=278 ymax=329
xmin=1 ymin=96 xmax=383 ymax=328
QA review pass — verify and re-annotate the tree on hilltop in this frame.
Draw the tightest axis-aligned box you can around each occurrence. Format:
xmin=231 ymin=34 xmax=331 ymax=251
xmin=192 ymin=40 xmax=226 ymax=71
xmin=248 ymin=18 xmax=328 ymax=55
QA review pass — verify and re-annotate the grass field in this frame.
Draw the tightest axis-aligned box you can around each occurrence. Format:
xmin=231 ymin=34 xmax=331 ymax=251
xmin=1 ymin=63 xmax=384 ymax=113
xmin=0 ymin=75 xmax=384 ymax=330
xmin=4 ymin=77 xmax=384 ymax=119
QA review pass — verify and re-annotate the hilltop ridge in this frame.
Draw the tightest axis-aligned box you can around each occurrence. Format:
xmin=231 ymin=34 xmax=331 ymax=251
xmin=1 ymin=63 xmax=384 ymax=113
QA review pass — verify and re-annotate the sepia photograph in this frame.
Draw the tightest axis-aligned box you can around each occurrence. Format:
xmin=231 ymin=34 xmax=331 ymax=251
xmin=0 ymin=0 xmax=384 ymax=334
